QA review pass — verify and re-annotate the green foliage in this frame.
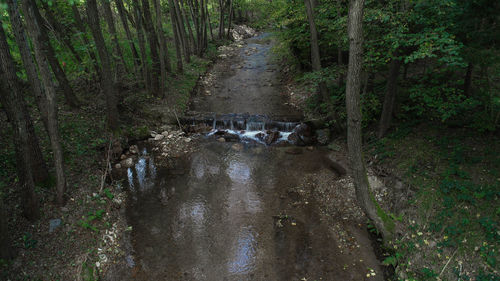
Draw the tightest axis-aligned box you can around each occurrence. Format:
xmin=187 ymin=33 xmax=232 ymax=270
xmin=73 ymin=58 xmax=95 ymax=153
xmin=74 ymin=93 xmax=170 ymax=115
xmin=78 ymin=209 xmax=105 ymax=233
xmin=22 ymin=232 xmax=37 ymax=249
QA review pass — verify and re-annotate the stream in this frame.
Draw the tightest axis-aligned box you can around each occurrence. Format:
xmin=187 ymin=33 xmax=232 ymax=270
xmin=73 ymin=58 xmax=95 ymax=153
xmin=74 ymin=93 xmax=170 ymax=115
xmin=118 ymin=33 xmax=384 ymax=281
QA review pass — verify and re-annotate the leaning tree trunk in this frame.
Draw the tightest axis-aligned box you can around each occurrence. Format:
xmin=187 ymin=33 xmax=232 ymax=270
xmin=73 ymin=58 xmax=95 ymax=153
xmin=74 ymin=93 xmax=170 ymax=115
xmin=7 ymin=0 xmax=50 ymax=185
xmin=346 ymin=0 xmax=392 ymax=241
xmin=115 ymin=0 xmax=141 ymax=77
xmin=86 ymin=0 xmax=120 ymax=132
xmin=154 ymin=0 xmax=169 ymax=97
xmin=378 ymin=57 xmax=402 ymax=138
xmin=304 ymin=0 xmax=329 ymax=102
xmin=133 ymin=0 xmax=152 ymax=92
xmin=102 ymin=0 xmax=128 ymax=76
xmin=30 ymin=0 xmax=80 ymax=108
xmin=169 ymin=0 xmax=184 ymax=72
xmin=0 ymin=25 xmax=40 ymax=220
xmin=22 ymin=0 xmax=67 ymax=206
xmin=141 ymin=0 xmax=161 ymax=95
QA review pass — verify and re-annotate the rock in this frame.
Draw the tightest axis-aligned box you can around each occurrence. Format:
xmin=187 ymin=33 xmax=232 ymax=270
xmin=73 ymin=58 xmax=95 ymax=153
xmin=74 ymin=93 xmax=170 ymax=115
xmin=161 ymin=131 xmax=169 ymax=137
xmin=129 ymin=145 xmax=139 ymax=154
xmin=125 ymin=255 xmax=135 ymax=268
xmin=307 ymin=146 xmax=314 ymax=151
xmin=223 ymin=132 xmax=239 ymax=142
xmin=288 ymin=123 xmax=314 ymax=146
xmin=154 ymin=134 xmax=165 ymax=141
xmin=316 ymin=129 xmax=330 ymax=145
xmin=115 ymin=163 xmax=122 ymax=169
xmin=265 ymin=130 xmax=281 ymax=145
xmin=150 ymin=131 xmax=158 ymax=138
xmin=217 ymin=137 xmax=226 ymax=142
xmin=60 ymin=207 xmax=69 ymax=212
xmin=121 ymin=158 xmax=134 ymax=168
xmin=184 ymin=138 xmax=192 ymax=143
xmin=49 ymin=218 xmax=62 ymax=233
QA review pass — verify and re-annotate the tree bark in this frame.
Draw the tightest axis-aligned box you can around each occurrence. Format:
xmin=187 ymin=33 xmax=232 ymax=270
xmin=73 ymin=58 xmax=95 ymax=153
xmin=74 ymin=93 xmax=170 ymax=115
xmin=226 ymin=0 xmax=233 ymax=39
xmin=463 ymin=62 xmax=473 ymax=97
xmin=86 ymin=0 xmax=120 ymax=131
xmin=173 ymin=0 xmax=191 ymax=63
xmin=0 ymin=197 xmax=14 ymax=258
xmin=7 ymin=0 xmax=50 ymax=185
xmin=0 ymin=24 xmax=40 ymax=220
xmin=169 ymin=0 xmax=184 ymax=72
xmin=133 ymin=0 xmax=152 ymax=92
xmin=378 ymin=57 xmax=401 ymax=138
xmin=115 ymin=0 xmax=141 ymax=77
xmin=141 ymin=0 xmax=161 ymax=95
xmin=218 ymin=0 xmax=225 ymax=39
xmin=304 ymin=0 xmax=328 ymax=102
xmin=206 ymin=1 xmax=215 ymax=41
xmin=30 ymin=0 xmax=80 ymax=108
xmin=346 ymin=0 xmax=391 ymax=241
xmin=102 ymin=0 xmax=128 ymax=76
xmin=20 ymin=0 xmax=69 ymax=206
xmin=154 ymin=0 xmax=169 ymax=97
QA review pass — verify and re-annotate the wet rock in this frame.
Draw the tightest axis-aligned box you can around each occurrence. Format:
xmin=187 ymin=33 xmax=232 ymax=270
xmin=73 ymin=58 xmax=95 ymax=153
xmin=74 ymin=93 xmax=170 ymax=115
xmin=49 ymin=218 xmax=62 ymax=233
xmin=316 ymin=129 xmax=330 ymax=145
xmin=121 ymin=158 xmax=134 ymax=168
xmin=288 ymin=123 xmax=314 ymax=146
xmin=184 ymin=138 xmax=192 ymax=143
xmin=115 ymin=163 xmax=122 ymax=169
xmin=223 ymin=132 xmax=239 ymax=142
xmin=217 ymin=137 xmax=226 ymax=142
xmin=265 ymin=130 xmax=280 ymax=145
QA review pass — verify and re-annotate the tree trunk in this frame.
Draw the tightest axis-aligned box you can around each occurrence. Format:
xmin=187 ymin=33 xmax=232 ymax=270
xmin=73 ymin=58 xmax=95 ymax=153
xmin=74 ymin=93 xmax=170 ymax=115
xmin=226 ymin=0 xmax=233 ymax=39
xmin=72 ymin=4 xmax=101 ymax=78
xmin=86 ymin=0 xmax=120 ymax=132
xmin=7 ymin=0 xmax=50 ymax=185
xmin=30 ymin=0 xmax=80 ymax=108
xmin=173 ymin=0 xmax=191 ymax=63
xmin=218 ymin=0 xmax=225 ymax=39
xmin=133 ymin=0 xmax=151 ymax=92
xmin=180 ymin=0 xmax=196 ymax=55
xmin=346 ymin=0 xmax=391 ymax=241
xmin=336 ymin=0 xmax=344 ymax=87
xmin=206 ymin=2 xmax=215 ymax=41
xmin=378 ymin=57 xmax=402 ymax=138
xmin=102 ymin=0 xmax=128 ymax=76
xmin=0 ymin=197 xmax=14 ymax=258
xmin=0 ymin=25 xmax=40 ymax=220
xmin=463 ymin=62 xmax=473 ymax=97
xmin=304 ymin=0 xmax=328 ymax=102
xmin=141 ymin=0 xmax=161 ymax=95
xmin=20 ymin=0 xmax=68 ymax=206
xmin=115 ymin=0 xmax=141 ymax=77
xmin=169 ymin=0 xmax=184 ymax=72
xmin=154 ymin=0 xmax=168 ymax=97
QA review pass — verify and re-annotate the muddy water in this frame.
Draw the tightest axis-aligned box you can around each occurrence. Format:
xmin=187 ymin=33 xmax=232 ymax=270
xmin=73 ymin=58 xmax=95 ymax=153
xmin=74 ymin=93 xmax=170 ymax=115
xmin=121 ymin=33 xmax=384 ymax=280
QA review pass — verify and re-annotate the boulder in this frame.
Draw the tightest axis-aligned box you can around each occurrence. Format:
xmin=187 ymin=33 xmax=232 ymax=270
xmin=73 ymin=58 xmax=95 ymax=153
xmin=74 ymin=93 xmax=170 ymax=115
xmin=288 ymin=123 xmax=314 ymax=146
xmin=264 ymin=130 xmax=281 ymax=145
xmin=129 ymin=145 xmax=139 ymax=154
xmin=154 ymin=134 xmax=165 ymax=141
xmin=120 ymin=158 xmax=134 ymax=168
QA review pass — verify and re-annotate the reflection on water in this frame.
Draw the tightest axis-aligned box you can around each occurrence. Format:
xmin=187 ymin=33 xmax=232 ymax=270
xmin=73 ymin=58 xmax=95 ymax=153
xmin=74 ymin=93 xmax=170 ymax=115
xmin=228 ymin=227 xmax=257 ymax=275
xmin=127 ymin=149 xmax=157 ymax=197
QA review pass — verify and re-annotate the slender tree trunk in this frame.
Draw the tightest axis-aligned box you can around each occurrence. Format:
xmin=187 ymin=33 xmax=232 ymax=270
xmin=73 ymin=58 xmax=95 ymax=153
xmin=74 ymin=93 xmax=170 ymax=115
xmin=173 ymin=0 xmax=191 ymax=62
xmin=154 ymin=0 xmax=168 ymax=97
xmin=141 ymin=0 xmax=161 ymax=95
xmin=115 ymin=0 xmax=141 ymax=77
xmin=336 ymin=0 xmax=344 ymax=87
xmin=378 ymin=57 xmax=402 ymax=138
xmin=180 ymin=0 xmax=196 ymax=55
xmin=0 ymin=25 xmax=40 ymax=220
xmin=226 ymin=0 xmax=233 ymax=39
xmin=169 ymin=0 xmax=184 ymax=72
xmin=7 ymin=0 xmax=50 ymax=184
xmin=0 ymin=197 xmax=14 ymax=258
xmin=218 ymin=0 xmax=225 ymax=39
xmin=133 ymin=1 xmax=151 ymax=92
xmin=86 ymin=0 xmax=120 ymax=131
xmin=72 ymin=4 xmax=101 ymax=78
xmin=30 ymin=0 xmax=80 ymax=108
xmin=304 ymin=0 xmax=328 ymax=102
xmin=102 ymin=0 xmax=128 ymax=75
xmin=21 ymin=0 xmax=67 ymax=206
xmin=463 ymin=62 xmax=473 ymax=97
xmin=346 ymin=0 xmax=391 ymax=241
xmin=206 ymin=2 xmax=215 ymax=41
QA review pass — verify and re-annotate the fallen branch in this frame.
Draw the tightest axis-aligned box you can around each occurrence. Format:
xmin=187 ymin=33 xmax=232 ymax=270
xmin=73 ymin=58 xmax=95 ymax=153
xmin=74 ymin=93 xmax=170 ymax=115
xmin=99 ymin=139 xmax=112 ymax=193
xmin=439 ymin=248 xmax=458 ymax=278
